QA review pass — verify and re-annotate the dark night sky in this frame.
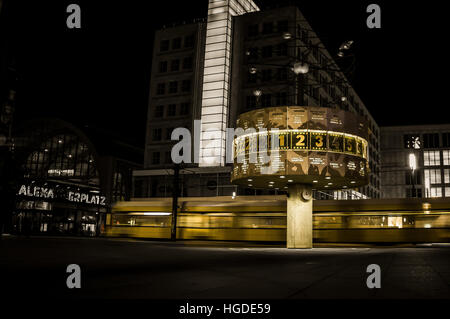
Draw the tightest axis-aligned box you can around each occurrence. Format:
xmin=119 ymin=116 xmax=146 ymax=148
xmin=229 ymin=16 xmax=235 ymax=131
xmin=2 ymin=0 xmax=448 ymax=149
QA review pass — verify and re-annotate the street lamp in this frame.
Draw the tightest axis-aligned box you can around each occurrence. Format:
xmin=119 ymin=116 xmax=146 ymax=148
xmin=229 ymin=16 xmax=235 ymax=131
xmin=409 ymin=153 xmax=417 ymax=197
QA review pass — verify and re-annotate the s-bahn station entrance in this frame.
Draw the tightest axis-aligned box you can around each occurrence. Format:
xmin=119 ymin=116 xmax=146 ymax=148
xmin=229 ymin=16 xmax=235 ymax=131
xmin=3 ymin=118 xmax=141 ymax=236
xmin=13 ymin=182 xmax=107 ymax=236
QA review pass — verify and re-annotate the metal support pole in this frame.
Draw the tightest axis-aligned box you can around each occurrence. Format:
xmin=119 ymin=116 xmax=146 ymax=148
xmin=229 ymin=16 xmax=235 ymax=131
xmin=297 ymin=73 xmax=304 ymax=106
xmin=170 ymin=164 xmax=180 ymax=241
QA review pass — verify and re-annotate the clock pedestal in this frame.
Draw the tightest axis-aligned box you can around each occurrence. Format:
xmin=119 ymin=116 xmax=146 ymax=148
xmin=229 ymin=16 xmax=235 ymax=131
xmin=287 ymin=183 xmax=313 ymax=249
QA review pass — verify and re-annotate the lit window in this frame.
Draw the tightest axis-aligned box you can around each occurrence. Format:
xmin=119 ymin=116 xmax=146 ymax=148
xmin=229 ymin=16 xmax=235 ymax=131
xmin=423 ymin=150 xmax=440 ymax=166
xmin=445 ymin=187 xmax=450 ymax=197
xmin=443 ymin=150 xmax=450 ymax=165
xmin=424 ymin=169 xmax=441 ymax=184
xmin=445 ymin=169 xmax=450 ymax=184
xmin=430 ymin=187 xmax=442 ymax=198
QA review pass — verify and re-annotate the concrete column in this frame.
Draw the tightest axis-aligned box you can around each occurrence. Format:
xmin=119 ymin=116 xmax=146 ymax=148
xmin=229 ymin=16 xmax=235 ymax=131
xmin=287 ymin=184 xmax=313 ymax=249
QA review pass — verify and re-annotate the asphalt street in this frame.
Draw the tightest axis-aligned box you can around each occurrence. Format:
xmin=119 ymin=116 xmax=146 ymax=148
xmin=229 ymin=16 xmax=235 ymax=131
xmin=1 ymin=236 xmax=450 ymax=300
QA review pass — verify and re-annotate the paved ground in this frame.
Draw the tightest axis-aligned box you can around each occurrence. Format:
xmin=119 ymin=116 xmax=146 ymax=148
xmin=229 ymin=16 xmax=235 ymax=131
xmin=1 ymin=235 xmax=450 ymax=299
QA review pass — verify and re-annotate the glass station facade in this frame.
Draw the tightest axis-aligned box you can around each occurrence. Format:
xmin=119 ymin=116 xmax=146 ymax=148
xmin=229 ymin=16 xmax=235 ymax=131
xmin=9 ymin=118 xmax=140 ymax=236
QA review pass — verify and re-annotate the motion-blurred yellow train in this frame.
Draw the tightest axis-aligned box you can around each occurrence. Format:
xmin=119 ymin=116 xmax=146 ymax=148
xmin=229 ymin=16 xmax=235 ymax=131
xmin=105 ymin=196 xmax=450 ymax=243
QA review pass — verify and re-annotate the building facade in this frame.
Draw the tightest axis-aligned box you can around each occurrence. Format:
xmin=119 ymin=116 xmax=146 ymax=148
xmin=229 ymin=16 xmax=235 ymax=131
xmin=381 ymin=124 xmax=450 ymax=199
xmin=139 ymin=1 xmax=380 ymax=199
xmin=3 ymin=118 xmax=141 ymax=236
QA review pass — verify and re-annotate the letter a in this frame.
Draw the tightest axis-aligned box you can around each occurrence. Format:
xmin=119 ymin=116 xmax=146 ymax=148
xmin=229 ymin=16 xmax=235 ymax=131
xmin=366 ymin=264 xmax=381 ymax=288
xmin=171 ymin=128 xmax=192 ymax=164
xmin=366 ymin=4 xmax=381 ymax=29
xmin=66 ymin=4 xmax=81 ymax=29
xmin=66 ymin=264 xmax=81 ymax=288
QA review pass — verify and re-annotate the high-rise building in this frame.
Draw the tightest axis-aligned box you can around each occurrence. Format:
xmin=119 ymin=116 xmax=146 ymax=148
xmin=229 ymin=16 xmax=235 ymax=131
xmin=137 ymin=1 xmax=381 ymax=199
xmin=381 ymin=124 xmax=450 ymax=199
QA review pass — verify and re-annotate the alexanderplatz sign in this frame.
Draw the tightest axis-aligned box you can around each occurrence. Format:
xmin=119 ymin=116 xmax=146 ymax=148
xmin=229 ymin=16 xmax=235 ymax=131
xmin=231 ymin=106 xmax=369 ymax=248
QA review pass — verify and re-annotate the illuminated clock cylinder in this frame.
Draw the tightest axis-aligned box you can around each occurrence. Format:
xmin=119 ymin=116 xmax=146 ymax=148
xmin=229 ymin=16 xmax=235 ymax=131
xmin=231 ymin=106 xmax=370 ymax=190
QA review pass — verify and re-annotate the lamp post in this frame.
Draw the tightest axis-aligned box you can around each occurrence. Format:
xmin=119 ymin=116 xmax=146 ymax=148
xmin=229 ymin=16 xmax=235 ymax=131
xmin=409 ymin=153 xmax=417 ymax=197
xmin=170 ymin=163 xmax=180 ymax=241
xmin=292 ymin=61 xmax=309 ymax=106
xmin=246 ymin=30 xmax=355 ymax=108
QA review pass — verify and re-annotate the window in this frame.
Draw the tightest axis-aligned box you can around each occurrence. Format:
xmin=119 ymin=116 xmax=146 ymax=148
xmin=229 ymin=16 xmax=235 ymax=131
xmin=183 ymin=57 xmax=193 ymax=70
xmin=152 ymin=128 xmax=162 ymax=141
xmin=154 ymin=105 xmax=164 ymax=118
xmin=424 ymin=150 xmax=440 ymax=166
xmin=248 ymin=24 xmax=258 ymax=37
xmin=443 ymin=150 xmax=450 ymax=165
xmin=158 ymin=61 xmax=167 ymax=73
xmin=172 ymin=37 xmax=182 ymax=50
xmin=180 ymin=102 xmax=190 ymax=115
xmin=156 ymin=83 xmax=165 ymax=95
xmin=425 ymin=169 xmax=441 ymax=184
xmin=275 ymin=92 xmax=287 ymax=105
xmin=277 ymin=20 xmax=289 ymax=32
xmin=166 ymin=128 xmax=173 ymax=140
xmin=247 ymin=47 xmax=258 ymax=59
xmin=405 ymin=171 xmax=421 ymax=185
xmin=246 ymin=95 xmax=257 ymax=109
xmin=406 ymin=188 xmax=422 ymax=198
xmin=160 ymin=40 xmax=169 ymax=52
xmin=165 ymin=151 xmax=172 ymax=164
xmin=262 ymin=69 xmax=272 ymax=82
xmin=152 ymin=152 xmax=160 ymax=165
xmin=423 ymin=133 xmax=439 ymax=148
xmin=445 ymin=168 xmax=450 ymax=184
xmin=168 ymin=104 xmax=176 ymax=116
xmin=276 ymin=43 xmax=288 ymax=56
xmin=181 ymin=80 xmax=191 ymax=92
xmin=430 ymin=187 xmax=442 ymax=198
xmin=171 ymin=59 xmax=180 ymax=72
xmin=404 ymin=134 xmax=421 ymax=149
xmin=184 ymin=35 xmax=194 ymax=48
xmin=442 ymin=133 xmax=450 ymax=147
xmin=445 ymin=187 xmax=450 ymax=197
xmin=276 ymin=68 xmax=287 ymax=81
xmin=262 ymin=46 xmax=272 ymax=58
xmin=261 ymin=94 xmax=271 ymax=107
xmin=169 ymin=81 xmax=178 ymax=94
xmin=247 ymin=72 xmax=257 ymax=84
xmin=262 ymin=22 xmax=273 ymax=34
xmin=301 ymin=29 xmax=308 ymax=41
